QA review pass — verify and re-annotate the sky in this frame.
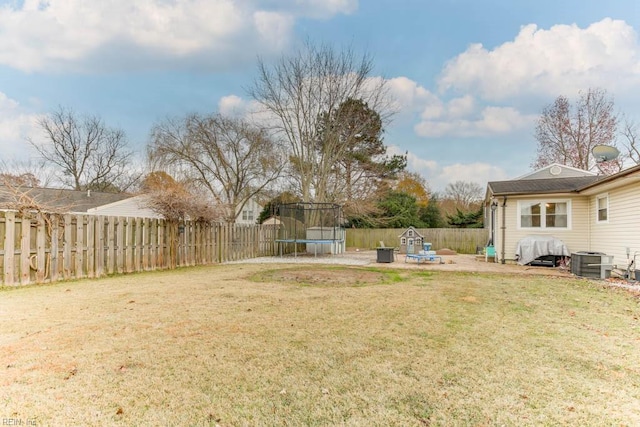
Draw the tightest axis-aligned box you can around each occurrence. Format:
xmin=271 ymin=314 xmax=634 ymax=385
xmin=1 ymin=0 xmax=640 ymax=192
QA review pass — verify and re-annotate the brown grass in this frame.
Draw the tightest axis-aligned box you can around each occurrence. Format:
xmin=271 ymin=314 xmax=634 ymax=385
xmin=1 ymin=265 xmax=640 ymax=426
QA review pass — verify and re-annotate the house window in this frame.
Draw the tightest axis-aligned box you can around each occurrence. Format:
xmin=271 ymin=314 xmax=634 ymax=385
xmin=242 ymin=210 xmax=254 ymax=221
xmin=408 ymin=229 xmax=414 ymax=237
xmin=545 ymin=202 xmax=567 ymax=228
xmin=520 ymin=202 xmax=541 ymax=227
xmin=597 ymin=195 xmax=608 ymax=222
xmin=401 ymin=237 xmax=406 ymax=245
xmin=518 ymin=200 xmax=570 ymax=229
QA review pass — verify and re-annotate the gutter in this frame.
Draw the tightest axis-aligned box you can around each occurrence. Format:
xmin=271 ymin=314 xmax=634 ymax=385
xmin=501 ymin=196 xmax=507 ymax=264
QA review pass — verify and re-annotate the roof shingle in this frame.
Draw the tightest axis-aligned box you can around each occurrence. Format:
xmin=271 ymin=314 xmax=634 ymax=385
xmin=488 ymin=176 xmax=602 ymax=196
xmin=0 ymin=186 xmax=133 ymax=212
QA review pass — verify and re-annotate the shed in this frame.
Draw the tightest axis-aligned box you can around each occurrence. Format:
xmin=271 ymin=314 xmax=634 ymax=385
xmin=398 ymin=226 xmax=424 ymax=254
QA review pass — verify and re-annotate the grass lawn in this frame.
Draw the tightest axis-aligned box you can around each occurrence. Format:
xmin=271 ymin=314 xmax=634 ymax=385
xmin=1 ymin=264 xmax=640 ymax=426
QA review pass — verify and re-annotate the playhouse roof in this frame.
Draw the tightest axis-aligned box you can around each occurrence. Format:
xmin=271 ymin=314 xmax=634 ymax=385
xmin=398 ymin=226 xmax=424 ymax=238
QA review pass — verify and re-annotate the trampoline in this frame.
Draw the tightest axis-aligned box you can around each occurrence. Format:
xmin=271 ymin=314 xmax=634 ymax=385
xmin=274 ymin=202 xmax=345 ymax=257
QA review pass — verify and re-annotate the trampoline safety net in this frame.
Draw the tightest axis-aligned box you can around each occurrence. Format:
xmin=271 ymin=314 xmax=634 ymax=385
xmin=276 ymin=202 xmax=345 ymax=255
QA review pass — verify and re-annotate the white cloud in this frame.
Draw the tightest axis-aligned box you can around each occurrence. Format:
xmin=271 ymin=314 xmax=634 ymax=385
xmin=387 ymin=145 xmax=438 ymax=174
xmin=438 ymin=163 xmax=508 ymax=192
xmin=217 ymin=94 xmax=277 ymax=128
xmin=385 ymin=76 xmax=440 ymax=114
xmin=253 ymin=11 xmax=294 ymax=51
xmin=382 ymin=76 xmax=535 ymax=139
xmin=0 ymin=93 xmax=41 ymax=160
xmin=438 ymin=18 xmax=640 ymax=101
xmin=447 ymin=95 xmax=475 ymax=119
xmin=385 ymin=19 xmax=640 ymax=142
xmin=387 ymin=144 xmax=509 ymax=192
xmin=415 ymin=105 xmax=536 ymax=138
xmin=0 ymin=0 xmax=355 ymax=72
xmin=295 ymin=0 xmax=358 ymax=18
xmin=218 ymin=95 xmax=248 ymax=117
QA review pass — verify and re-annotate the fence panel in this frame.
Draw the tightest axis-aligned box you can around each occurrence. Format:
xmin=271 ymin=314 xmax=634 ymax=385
xmin=0 ymin=211 xmax=281 ymax=286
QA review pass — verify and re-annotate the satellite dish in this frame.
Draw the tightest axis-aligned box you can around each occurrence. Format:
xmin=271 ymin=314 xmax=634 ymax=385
xmin=592 ymin=145 xmax=620 ymax=163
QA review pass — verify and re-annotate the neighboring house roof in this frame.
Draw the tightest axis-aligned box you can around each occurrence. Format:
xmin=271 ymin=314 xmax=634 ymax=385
xmin=85 ymin=194 xmax=162 ymax=218
xmin=262 ymin=216 xmax=282 ymax=226
xmin=488 ymin=176 xmax=603 ymax=196
xmin=0 ymin=186 xmax=133 ymax=213
xmin=488 ymin=163 xmax=640 ymax=197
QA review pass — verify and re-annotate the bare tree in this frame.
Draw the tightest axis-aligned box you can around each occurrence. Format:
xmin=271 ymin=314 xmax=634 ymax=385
xmin=29 ymin=107 xmax=133 ymax=192
xmin=0 ymin=172 xmax=40 ymax=188
xmin=532 ymin=88 xmax=622 ymax=174
xmin=248 ymin=40 xmax=391 ymax=203
xmin=0 ymin=178 xmax=74 ymax=215
xmin=0 ymin=159 xmax=56 ymax=187
xmin=139 ymin=171 xmax=222 ymax=222
xmin=443 ymin=180 xmax=483 ymax=210
xmin=148 ymin=113 xmax=285 ymax=223
xmin=620 ymin=118 xmax=640 ymax=165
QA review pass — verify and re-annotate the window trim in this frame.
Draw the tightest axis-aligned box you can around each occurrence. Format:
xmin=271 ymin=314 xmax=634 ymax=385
xmin=596 ymin=194 xmax=609 ymax=223
xmin=241 ymin=209 xmax=254 ymax=222
xmin=517 ymin=199 xmax=571 ymax=230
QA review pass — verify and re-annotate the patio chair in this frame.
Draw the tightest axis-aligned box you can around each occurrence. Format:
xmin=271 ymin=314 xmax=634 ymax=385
xmin=485 ymin=245 xmax=496 ymax=262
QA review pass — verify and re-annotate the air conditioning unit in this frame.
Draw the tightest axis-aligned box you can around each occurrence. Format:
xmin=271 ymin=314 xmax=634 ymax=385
xmin=571 ymin=252 xmax=614 ymax=279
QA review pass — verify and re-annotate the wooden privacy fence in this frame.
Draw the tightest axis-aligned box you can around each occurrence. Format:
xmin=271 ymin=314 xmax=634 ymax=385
xmin=345 ymin=228 xmax=489 ymax=254
xmin=0 ymin=211 xmax=278 ymax=286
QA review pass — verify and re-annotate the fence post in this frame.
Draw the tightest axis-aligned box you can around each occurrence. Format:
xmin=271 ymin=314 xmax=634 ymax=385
xmin=63 ymin=214 xmax=72 ymax=279
xmin=141 ymin=218 xmax=148 ymax=270
xmin=86 ymin=215 xmax=95 ymax=278
xmin=115 ymin=217 xmax=124 ymax=274
xmin=36 ymin=213 xmax=46 ymax=282
xmin=106 ymin=216 xmax=115 ymax=275
xmin=4 ymin=211 xmax=15 ymax=285
xmin=95 ymin=216 xmax=105 ymax=278
xmin=134 ymin=218 xmax=142 ymax=272
xmin=76 ymin=214 xmax=85 ymax=279
xmin=50 ymin=214 xmax=60 ymax=281
xmin=20 ymin=214 xmax=31 ymax=285
xmin=149 ymin=219 xmax=156 ymax=270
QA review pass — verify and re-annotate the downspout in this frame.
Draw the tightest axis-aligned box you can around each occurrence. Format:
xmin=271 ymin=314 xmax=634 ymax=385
xmin=500 ymin=196 xmax=507 ymax=264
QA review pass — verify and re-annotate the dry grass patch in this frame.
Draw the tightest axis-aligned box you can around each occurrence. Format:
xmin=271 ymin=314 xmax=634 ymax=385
xmin=252 ymin=266 xmax=402 ymax=287
xmin=1 ymin=265 xmax=640 ymax=426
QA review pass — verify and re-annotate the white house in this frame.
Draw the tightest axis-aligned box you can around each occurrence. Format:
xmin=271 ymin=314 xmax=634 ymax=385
xmin=235 ymin=197 xmax=262 ymax=225
xmin=485 ymin=163 xmax=640 ymax=269
xmin=85 ymin=194 xmax=161 ymax=218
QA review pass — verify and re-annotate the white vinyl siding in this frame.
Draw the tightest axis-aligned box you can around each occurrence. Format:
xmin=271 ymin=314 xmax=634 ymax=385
xmin=498 ymin=196 xmax=589 ymax=263
xmin=491 ymin=166 xmax=640 ymax=266
xmin=85 ymin=196 xmax=162 ymax=218
xmin=235 ymin=198 xmax=262 ymax=225
xmin=590 ymin=183 xmax=640 ymax=267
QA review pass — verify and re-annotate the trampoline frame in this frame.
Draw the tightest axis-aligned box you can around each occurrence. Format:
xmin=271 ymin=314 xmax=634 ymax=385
xmin=274 ymin=202 xmax=345 ymax=257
